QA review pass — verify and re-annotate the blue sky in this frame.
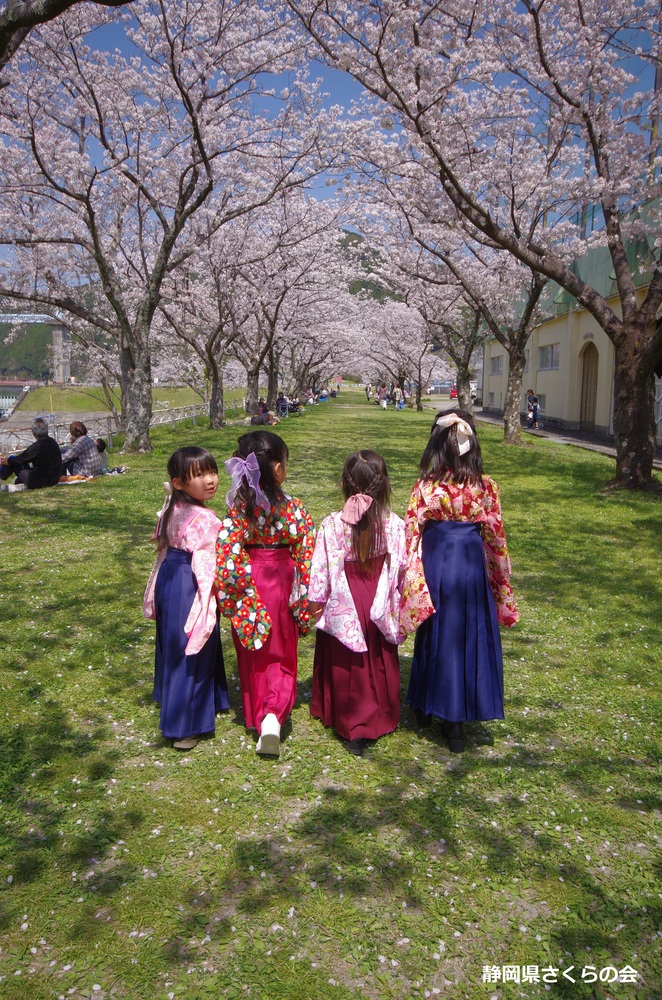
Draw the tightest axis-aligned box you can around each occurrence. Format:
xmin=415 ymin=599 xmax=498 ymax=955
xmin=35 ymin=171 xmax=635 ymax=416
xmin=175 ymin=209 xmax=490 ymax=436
xmin=87 ymin=17 xmax=364 ymax=110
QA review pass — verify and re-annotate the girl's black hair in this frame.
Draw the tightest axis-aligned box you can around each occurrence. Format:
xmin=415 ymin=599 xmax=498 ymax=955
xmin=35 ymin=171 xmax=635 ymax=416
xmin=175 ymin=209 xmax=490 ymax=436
xmin=233 ymin=430 xmax=289 ymax=525
xmin=420 ymin=408 xmax=484 ymax=486
xmin=156 ymin=446 xmax=218 ymax=551
xmin=342 ymin=450 xmax=391 ymax=570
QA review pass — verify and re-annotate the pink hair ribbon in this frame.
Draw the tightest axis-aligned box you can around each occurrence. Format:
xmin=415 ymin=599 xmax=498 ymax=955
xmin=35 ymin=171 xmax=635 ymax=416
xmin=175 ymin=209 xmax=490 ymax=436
xmin=225 ymin=453 xmax=271 ymax=511
xmin=340 ymin=492 xmax=374 ymax=525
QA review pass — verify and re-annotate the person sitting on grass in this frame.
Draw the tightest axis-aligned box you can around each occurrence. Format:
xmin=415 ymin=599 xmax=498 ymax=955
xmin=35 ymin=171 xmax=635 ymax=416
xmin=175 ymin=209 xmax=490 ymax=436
xmin=95 ymin=437 xmax=109 ymax=473
xmin=0 ymin=417 xmax=62 ymax=491
xmin=95 ymin=438 xmax=127 ymax=475
xmin=60 ymin=421 xmax=103 ymax=477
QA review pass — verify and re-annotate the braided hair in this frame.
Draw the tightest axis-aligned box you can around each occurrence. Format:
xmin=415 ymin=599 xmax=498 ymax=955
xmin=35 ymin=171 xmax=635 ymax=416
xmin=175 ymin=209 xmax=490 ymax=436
xmin=233 ymin=430 xmax=289 ymax=525
xmin=342 ymin=450 xmax=391 ymax=570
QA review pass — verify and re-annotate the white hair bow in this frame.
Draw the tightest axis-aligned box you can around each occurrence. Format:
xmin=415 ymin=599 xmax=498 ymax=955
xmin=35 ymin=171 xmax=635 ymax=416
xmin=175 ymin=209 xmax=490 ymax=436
xmin=435 ymin=413 xmax=474 ymax=456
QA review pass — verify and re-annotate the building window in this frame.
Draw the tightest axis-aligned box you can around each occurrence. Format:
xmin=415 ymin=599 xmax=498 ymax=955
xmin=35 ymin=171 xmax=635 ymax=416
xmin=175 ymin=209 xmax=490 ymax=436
xmin=537 ymin=394 xmax=546 ymax=411
xmin=539 ymin=344 xmax=560 ymax=370
xmin=524 ymin=350 xmax=529 ymax=373
xmin=488 ymin=392 xmax=495 ymax=405
xmin=490 ymin=355 xmax=503 ymax=375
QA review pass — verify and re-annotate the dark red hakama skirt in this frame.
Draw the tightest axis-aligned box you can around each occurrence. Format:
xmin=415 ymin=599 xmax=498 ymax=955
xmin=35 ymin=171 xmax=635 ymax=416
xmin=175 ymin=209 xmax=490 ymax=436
xmin=310 ymin=555 xmax=400 ymax=741
xmin=233 ymin=547 xmax=298 ymax=731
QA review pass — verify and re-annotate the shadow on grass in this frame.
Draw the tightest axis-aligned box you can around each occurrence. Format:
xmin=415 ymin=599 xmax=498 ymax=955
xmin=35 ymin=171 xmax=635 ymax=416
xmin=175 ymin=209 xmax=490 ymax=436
xmin=206 ymin=742 xmax=661 ymax=985
xmin=0 ymin=702 xmax=143 ymax=915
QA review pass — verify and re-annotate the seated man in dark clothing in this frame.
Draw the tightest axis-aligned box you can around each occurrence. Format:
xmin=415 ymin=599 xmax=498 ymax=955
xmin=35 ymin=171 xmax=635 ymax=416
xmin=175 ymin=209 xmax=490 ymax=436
xmin=0 ymin=417 xmax=62 ymax=490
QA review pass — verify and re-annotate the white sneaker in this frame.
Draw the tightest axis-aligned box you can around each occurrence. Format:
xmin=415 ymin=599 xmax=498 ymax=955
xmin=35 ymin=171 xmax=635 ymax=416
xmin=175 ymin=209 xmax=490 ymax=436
xmin=1 ymin=483 xmax=27 ymax=492
xmin=256 ymin=713 xmax=280 ymax=756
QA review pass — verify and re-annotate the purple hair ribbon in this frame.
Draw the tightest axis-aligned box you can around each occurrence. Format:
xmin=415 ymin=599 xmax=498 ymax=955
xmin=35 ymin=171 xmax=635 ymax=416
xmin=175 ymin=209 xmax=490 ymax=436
xmin=225 ymin=452 xmax=271 ymax=511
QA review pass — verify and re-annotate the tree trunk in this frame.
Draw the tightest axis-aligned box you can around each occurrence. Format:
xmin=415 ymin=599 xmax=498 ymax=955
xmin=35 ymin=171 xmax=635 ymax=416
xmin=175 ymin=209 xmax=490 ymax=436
xmin=415 ymin=360 xmax=424 ymax=411
xmin=245 ymin=369 xmax=259 ymax=414
xmin=503 ymin=350 xmax=526 ymax=445
xmin=266 ymin=351 xmax=279 ymax=410
xmin=119 ymin=341 xmax=152 ymax=452
xmin=208 ymin=362 xmax=225 ymax=429
xmin=455 ymin=366 xmax=473 ymax=415
xmin=612 ymin=341 xmax=657 ymax=487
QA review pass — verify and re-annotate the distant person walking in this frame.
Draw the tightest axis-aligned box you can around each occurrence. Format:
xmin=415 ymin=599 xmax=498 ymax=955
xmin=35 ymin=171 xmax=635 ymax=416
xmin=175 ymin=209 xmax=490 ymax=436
xmin=377 ymin=383 xmax=388 ymax=410
xmin=0 ymin=417 xmax=62 ymax=491
xmin=365 ymin=382 xmax=372 ymax=401
xmin=527 ymin=397 xmax=540 ymax=429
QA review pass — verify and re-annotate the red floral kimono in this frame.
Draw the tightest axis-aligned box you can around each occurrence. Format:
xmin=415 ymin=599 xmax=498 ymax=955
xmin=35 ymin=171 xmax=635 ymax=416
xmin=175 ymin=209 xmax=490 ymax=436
xmin=216 ymin=496 xmax=315 ymax=729
xmin=401 ymin=476 xmax=519 ymax=634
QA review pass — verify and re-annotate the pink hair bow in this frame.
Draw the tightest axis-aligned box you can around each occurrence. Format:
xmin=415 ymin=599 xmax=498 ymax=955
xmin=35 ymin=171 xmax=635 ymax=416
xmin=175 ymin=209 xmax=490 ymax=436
xmin=225 ymin=453 xmax=271 ymax=511
xmin=340 ymin=492 xmax=373 ymax=525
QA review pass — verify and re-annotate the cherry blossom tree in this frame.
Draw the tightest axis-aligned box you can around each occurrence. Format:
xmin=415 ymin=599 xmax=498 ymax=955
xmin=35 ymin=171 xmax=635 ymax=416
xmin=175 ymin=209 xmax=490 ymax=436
xmin=360 ymin=297 xmax=448 ymax=410
xmin=288 ymin=0 xmax=662 ymax=487
xmin=157 ymin=213 xmax=256 ymax=428
xmin=338 ymin=178 xmax=485 ymax=413
xmin=0 ymin=1 xmax=334 ymax=450
xmin=400 ymin=233 xmax=547 ymax=441
xmin=226 ymin=193 xmax=353 ymax=411
xmin=0 ymin=0 xmax=132 ymax=87
xmin=272 ymin=284 xmax=358 ymax=397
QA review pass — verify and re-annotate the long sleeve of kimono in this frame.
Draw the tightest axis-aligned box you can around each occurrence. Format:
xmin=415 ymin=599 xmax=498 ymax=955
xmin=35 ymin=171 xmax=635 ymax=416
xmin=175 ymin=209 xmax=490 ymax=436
xmin=143 ymin=547 xmax=166 ymax=622
xmin=184 ymin=512 xmax=222 ymax=655
xmin=480 ymin=482 xmax=519 ymax=627
xmin=288 ymin=501 xmax=316 ymax=636
xmin=308 ymin=518 xmax=331 ymax=604
xmin=216 ymin=513 xmax=272 ymax=650
xmin=400 ymin=483 xmax=435 ymax=634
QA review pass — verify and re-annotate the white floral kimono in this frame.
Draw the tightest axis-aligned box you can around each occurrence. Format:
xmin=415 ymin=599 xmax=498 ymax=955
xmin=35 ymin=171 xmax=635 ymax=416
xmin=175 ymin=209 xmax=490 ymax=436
xmin=308 ymin=510 xmax=407 ymax=652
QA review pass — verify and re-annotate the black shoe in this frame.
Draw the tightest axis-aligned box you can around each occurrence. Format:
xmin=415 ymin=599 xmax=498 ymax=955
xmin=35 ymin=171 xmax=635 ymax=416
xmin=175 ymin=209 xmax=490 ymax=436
xmin=340 ymin=737 xmax=366 ymax=756
xmin=415 ymin=709 xmax=433 ymax=727
xmin=443 ymin=722 xmax=466 ymax=753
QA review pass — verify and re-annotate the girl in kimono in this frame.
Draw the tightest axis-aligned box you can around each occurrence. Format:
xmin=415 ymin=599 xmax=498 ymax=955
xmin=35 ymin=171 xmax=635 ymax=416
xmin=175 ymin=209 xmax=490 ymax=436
xmin=401 ymin=411 xmax=518 ymax=752
xmin=216 ymin=431 xmax=315 ymax=756
xmin=308 ymin=451 xmax=406 ymax=757
xmin=144 ymin=446 xmax=230 ymax=750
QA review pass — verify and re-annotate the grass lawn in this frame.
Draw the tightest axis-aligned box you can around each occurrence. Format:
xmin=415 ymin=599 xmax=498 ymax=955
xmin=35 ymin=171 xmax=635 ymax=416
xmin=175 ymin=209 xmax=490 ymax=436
xmin=0 ymin=391 xmax=660 ymax=1000
xmin=21 ymin=386 xmax=248 ymax=414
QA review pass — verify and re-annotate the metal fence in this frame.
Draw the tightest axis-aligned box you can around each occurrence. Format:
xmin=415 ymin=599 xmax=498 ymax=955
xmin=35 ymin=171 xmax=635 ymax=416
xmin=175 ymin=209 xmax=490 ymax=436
xmin=149 ymin=399 xmax=242 ymax=428
xmin=0 ymin=413 xmax=120 ymax=454
xmin=0 ymin=399 xmax=247 ymax=453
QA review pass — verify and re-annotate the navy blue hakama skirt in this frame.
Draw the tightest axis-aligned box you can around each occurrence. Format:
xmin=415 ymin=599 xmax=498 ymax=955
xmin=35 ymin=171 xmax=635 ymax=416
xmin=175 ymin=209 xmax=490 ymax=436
xmin=406 ymin=521 xmax=504 ymax=723
xmin=154 ymin=548 xmax=230 ymax=739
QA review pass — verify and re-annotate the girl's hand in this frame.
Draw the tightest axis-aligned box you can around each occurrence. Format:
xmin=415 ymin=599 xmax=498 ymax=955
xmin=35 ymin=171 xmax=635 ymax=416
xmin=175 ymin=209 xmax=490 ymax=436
xmin=308 ymin=601 xmax=325 ymax=623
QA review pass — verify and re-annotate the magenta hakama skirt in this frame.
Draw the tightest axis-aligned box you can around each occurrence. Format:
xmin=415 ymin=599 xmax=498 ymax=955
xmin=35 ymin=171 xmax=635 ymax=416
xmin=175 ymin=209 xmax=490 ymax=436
xmin=233 ymin=547 xmax=298 ymax=731
xmin=311 ymin=556 xmax=400 ymax=741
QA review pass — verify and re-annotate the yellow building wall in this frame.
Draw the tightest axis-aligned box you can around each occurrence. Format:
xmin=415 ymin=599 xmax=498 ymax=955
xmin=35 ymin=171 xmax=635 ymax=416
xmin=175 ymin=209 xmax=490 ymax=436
xmin=483 ymin=298 xmax=620 ymax=436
